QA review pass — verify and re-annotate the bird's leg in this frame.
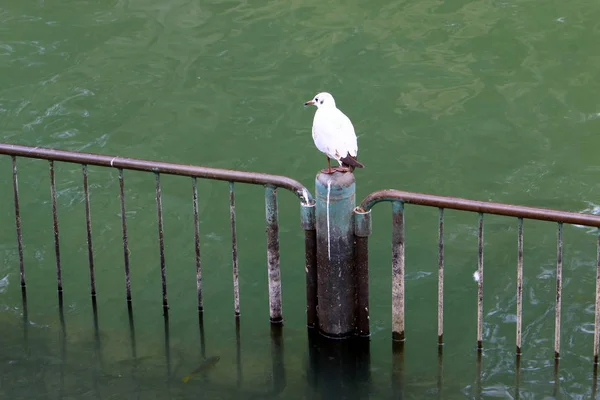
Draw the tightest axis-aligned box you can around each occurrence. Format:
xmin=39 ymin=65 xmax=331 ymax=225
xmin=335 ymin=165 xmax=351 ymax=173
xmin=321 ymin=157 xmax=335 ymax=174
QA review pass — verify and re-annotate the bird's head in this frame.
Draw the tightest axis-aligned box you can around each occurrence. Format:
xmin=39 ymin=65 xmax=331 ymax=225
xmin=304 ymin=92 xmax=336 ymax=109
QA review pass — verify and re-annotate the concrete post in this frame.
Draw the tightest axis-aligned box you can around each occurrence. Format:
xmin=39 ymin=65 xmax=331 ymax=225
xmin=315 ymin=171 xmax=356 ymax=338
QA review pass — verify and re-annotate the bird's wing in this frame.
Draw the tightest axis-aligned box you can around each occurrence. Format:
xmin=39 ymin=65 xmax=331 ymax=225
xmin=313 ymin=108 xmax=358 ymax=159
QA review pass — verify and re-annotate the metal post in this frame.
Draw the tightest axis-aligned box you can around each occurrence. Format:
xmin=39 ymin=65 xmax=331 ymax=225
xmin=301 ymin=200 xmax=317 ymax=328
xmin=354 ymin=207 xmax=371 ymax=337
xmin=315 ymin=171 xmax=356 ymax=338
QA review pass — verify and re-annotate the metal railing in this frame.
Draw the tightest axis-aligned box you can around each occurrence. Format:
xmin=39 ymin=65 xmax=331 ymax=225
xmin=0 ymin=143 xmax=314 ymax=324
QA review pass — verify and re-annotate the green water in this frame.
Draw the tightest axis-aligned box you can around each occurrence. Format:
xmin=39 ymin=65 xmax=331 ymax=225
xmin=2 ymin=0 xmax=600 ymax=398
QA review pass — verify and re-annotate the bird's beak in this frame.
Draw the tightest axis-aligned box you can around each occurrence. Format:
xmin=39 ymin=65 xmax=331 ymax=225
xmin=304 ymin=100 xmax=314 ymax=106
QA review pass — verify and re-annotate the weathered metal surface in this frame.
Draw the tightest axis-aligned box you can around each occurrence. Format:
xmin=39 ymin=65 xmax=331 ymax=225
xmin=392 ymin=201 xmax=405 ymax=342
xmin=82 ymin=164 xmax=96 ymax=298
xmin=360 ymin=189 xmax=600 ymax=227
xmin=516 ymin=218 xmax=524 ymax=355
xmin=49 ymin=161 xmax=63 ymax=292
xmin=0 ymin=143 xmax=313 ymax=203
xmin=155 ymin=173 xmax=168 ymax=309
xmin=301 ymin=201 xmax=317 ymax=328
xmin=11 ymin=156 xmax=25 ymax=287
xmin=555 ymin=223 xmax=563 ymax=359
xmin=437 ymin=208 xmax=444 ymax=346
xmin=354 ymin=208 xmax=371 ymax=337
xmin=118 ymin=169 xmax=132 ymax=302
xmin=265 ymin=185 xmax=282 ymax=323
xmin=477 ymin=213 xmax=484 ymax=350
xmin=192 ymin=178 xmax=203 ymax=312
xmin=595 ymin=228 xmax=600 ymax=365
xmin=315 ymin=172 xmax=356 ymax=338
xmin=230 ymin=182 xmax=240 ymax=316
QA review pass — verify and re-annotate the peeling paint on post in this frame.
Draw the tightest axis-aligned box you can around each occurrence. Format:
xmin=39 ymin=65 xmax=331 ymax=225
xmin=265 ymin=185 xmax=282 ymax=323
xmin=315 ymin=172 xmax=356 ymax=338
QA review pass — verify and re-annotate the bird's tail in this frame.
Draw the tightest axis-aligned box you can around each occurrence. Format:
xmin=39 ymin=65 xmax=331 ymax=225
xmin=340 ymin=155 xmax=365 ymax=172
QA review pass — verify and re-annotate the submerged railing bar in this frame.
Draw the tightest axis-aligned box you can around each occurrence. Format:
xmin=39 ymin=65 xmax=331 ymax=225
xmin=230 ymin=182 xmax=240 ymax=316
xmin=118 ymin=168 xmax=132 ymax=302
xmin=437 ymin=208 xmax=444 ymax=345
xmin=392 ymin=201 xmax=405 ymax=342
xmin=265 ymin=186 xmax=282 ymax=323
xmin=516 ymin=218 xmax=524 ymax=355
xmin=11 ymin=156 xmax=25 ymax=287
xmin=360 ymin=189 xmax=600 ymax=228
xmin=155 ymin=173 xmax=168 ymax=310
xmin=49 ymin=161 xmax=63 ymax=293
xmin=192 ymin=178 xmax=203 ymax=312
xmin=0 ymin=144 xmax=312 ymax=203
xmin=595 ymin=228 xmax=600 ymax=365
xmin=555 ymin=223 xmax=563 ymax=359
xmin=82 ymin=164 xmax=96 ymax=298
xmin=477 ymin=213 xmax=484 ymax=350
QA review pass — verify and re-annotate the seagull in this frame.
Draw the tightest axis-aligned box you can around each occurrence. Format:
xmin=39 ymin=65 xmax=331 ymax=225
xmin=304 ymin=92 xmax=364 ymax=174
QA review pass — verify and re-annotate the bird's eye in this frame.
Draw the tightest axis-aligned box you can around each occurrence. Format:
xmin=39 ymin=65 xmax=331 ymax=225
xmin=315 ymin=97 xmax=318 ymax=102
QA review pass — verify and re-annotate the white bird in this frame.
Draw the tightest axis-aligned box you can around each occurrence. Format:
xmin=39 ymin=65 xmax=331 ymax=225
xmin=304 ymin=92 xmax=364 ymax=174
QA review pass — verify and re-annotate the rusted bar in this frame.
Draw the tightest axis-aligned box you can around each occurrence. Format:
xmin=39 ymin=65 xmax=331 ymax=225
xmin=516 ymin=218 xmax=524 ymax=355
xmin=360 ymin=189 xmax=600 ymax=228
xmin=82 ymin=164 xmax=96 ymax=297
xmin=516 ymin=353 xmax=522 ymax=400
xmin=555 ymin=223 xmax=563 ymax=359
xmin=437 ymin=345 xmax=443 ymax=399
xmin=553 ymin=358 xmax=560 ymax=396
xmin=392 ymin=201 xmax=405 ymax=342
xmin=155 ymin=173 xmax=168 ymax=309
xmin=438 ymin=208 xmax=444 ymax=346
xmin=265 ymin=185 xmax=282 ymax=323
xmin=118 ymin=169 xmax=131 ymax=302
xmin=11 ymin=156 xmax=25 ymax=287
xmin=192 ymin=178 xmax=203 ymax=312
xmin=0 ymin=143 xmax=313 ymax=203
xmin=229 ymin=182 xmax=240 ymax=316
xmin=354 ymin=208 xmax=372 ymax=337
xmin=301 ymin=201 xmax=317 ymax=328
xmin=49 ymin=161 xmax=63 ymax=292
xmin=477 ymin=213 xmax=484 ymax=350
xmin=595 ymin=228 xmax=600 ymax=365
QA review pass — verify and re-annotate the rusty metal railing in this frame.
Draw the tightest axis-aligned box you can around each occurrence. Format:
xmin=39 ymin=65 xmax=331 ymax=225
xmin=356 ymin=189 xmax=600 ymax=362
xmin=0 ymin=143 xmax=314 ymax=324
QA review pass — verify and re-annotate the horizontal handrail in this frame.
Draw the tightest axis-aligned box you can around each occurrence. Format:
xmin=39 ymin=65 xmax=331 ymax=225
xmin=0 ymin=143 xmax=313 ymax=204
xmin=359 ymin=189 xmax=600 ymax=227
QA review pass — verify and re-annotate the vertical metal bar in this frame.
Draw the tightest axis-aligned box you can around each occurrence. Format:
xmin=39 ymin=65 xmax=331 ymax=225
xmin=354 ymin=209 xmax=371 ymax=337
xmin=49 ymin=160 xmax=63 ymax=292
xmin=555 ymin=222 xmax=563 ymax=359
xmin=355 ymin=234 xmax=370 ymax=337
xmin=118 ymin=169 xmax=131 ymax=302
xmin=192 ymin=178 xmax=203 ymax=312
xmin=265 ymin=185 xmax=282 ymax=323
xmin=438 ymin=208 xmax=444 ymax=345
xmin=477 ymin=213 xmax=484 ymax=350
xmin=302 ymin=202 xmax=317 ymax=329
xmin=392 ymin=201 xmax=405 ymax=342
xmin=11 ymin=156 xmax=25 ymax=287
xmin=82 ymin=164 xmax=96 ymax=297
xmin=155 ymin=172 xmax=168 ymax=309
xmin=230 ymin=182 xmax=240 ymax=316
xmin=437 ymin=345 xmax=444 ymax=399
xmin=594 ymin=228 xmax=600 ymax=365
xmin=516 ymin=218 xmax=523 ymax=354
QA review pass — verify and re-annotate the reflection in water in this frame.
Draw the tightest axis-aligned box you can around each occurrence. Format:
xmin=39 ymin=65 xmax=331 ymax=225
xmin=307 ymin=330 xmax=371 ymax=400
